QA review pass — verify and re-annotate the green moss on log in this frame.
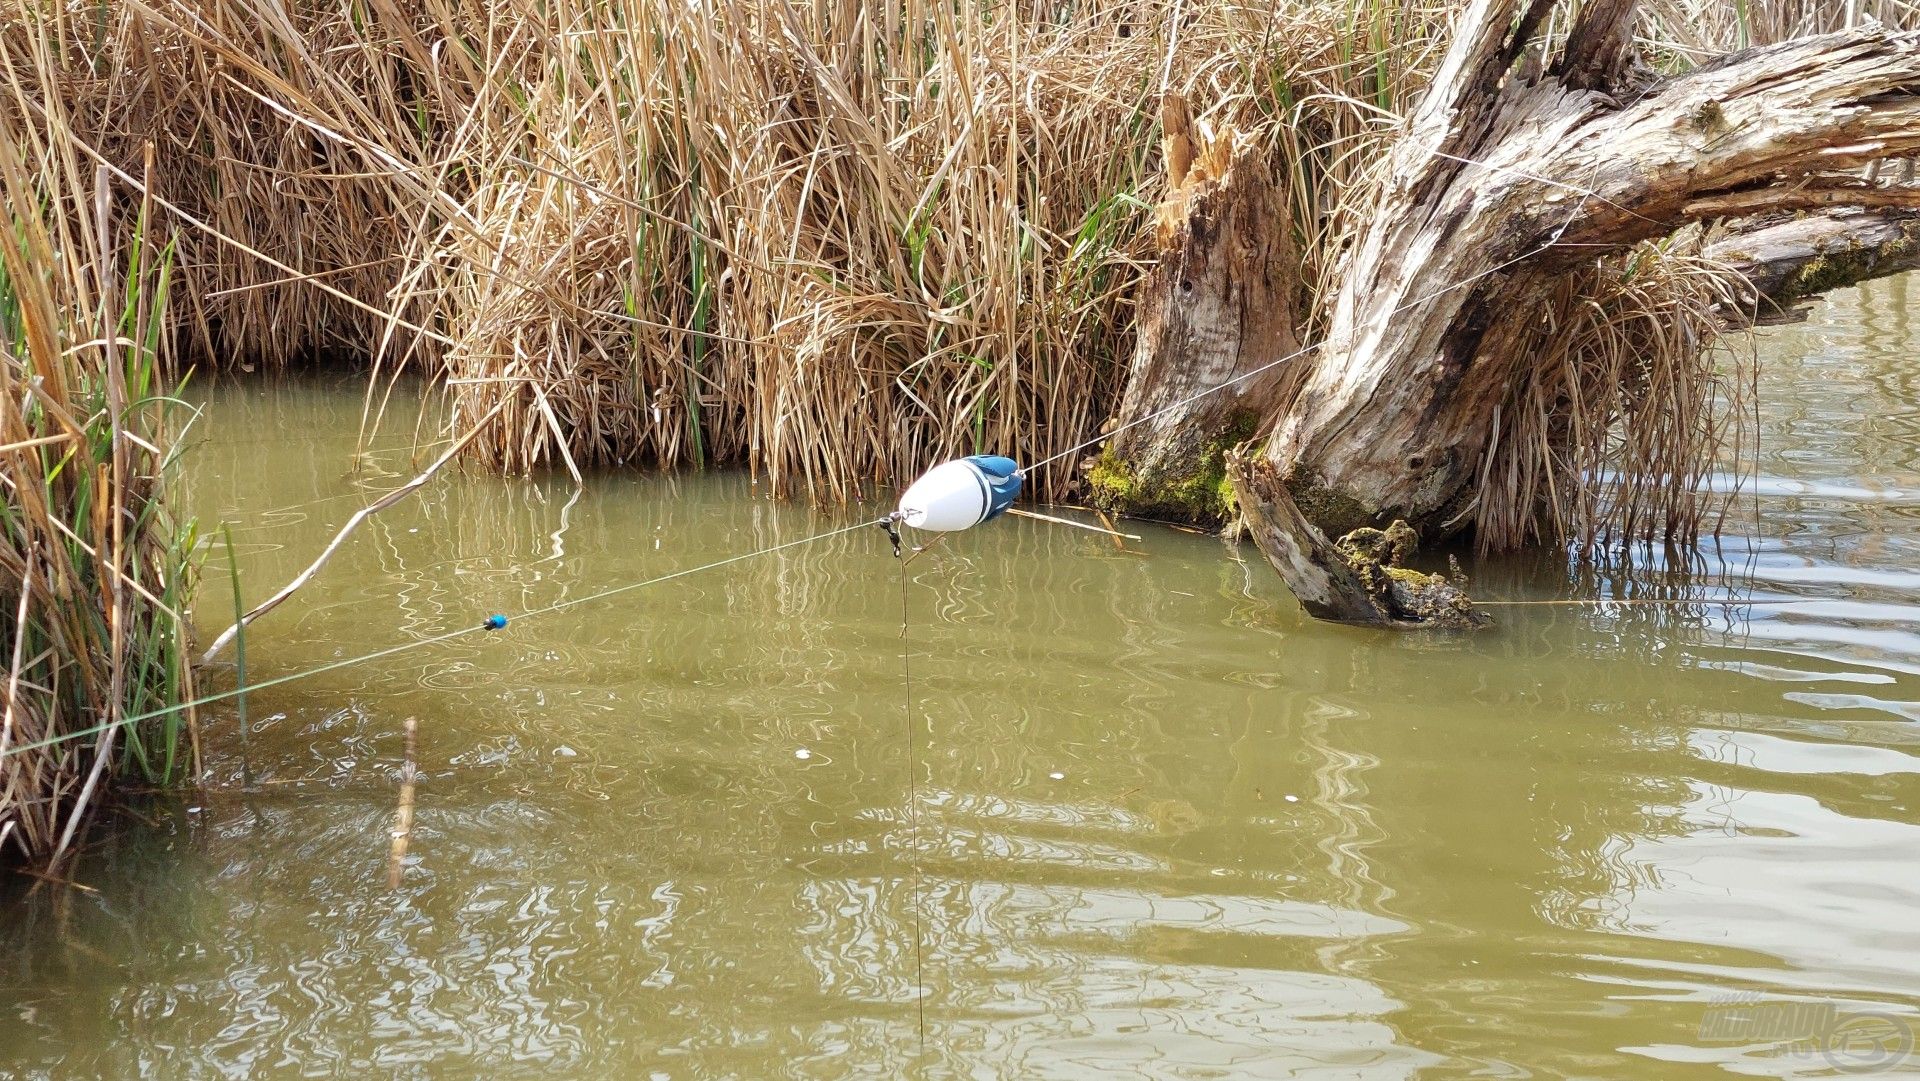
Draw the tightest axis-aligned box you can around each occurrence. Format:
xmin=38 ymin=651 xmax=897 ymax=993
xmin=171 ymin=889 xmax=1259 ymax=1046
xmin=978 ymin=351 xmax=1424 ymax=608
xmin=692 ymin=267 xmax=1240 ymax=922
xmin=1087 ymin=412 xmax=1258 ymax=523
xmin=1783 ymin=229 xmax=1918 ymax=301
xmin=1334 ymin=521 xmax=1489 ymax=629
xmin=1282 ymin=477 xmax=1374 ymax=539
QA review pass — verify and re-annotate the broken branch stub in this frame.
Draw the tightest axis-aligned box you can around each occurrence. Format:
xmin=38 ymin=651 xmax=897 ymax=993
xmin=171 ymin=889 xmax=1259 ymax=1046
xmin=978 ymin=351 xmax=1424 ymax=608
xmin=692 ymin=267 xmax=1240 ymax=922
xmin=1093 ymin=102 xmax=1303 ymax=524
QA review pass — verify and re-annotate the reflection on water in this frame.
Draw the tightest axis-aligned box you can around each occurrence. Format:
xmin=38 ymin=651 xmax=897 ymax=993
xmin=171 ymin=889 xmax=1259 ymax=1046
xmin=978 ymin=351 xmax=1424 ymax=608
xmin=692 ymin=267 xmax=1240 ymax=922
xmin=5 ymin=277 xmax=1920 ymax=1078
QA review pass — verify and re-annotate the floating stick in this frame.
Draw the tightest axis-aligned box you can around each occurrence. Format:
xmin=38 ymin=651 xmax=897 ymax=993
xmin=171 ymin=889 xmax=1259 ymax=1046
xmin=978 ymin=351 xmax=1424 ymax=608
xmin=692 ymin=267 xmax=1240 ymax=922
xmin=201 ymin=399 xmax=509 ymax=662
xmin=1007 ymin=507 xmax=1142 ymax=541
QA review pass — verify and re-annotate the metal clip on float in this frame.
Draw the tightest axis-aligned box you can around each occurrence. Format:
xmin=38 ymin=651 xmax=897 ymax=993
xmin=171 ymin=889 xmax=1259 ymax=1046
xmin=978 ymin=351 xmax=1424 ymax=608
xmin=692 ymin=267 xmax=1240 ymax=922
xmin=895 ymin=455 xmax=1023 ymax=532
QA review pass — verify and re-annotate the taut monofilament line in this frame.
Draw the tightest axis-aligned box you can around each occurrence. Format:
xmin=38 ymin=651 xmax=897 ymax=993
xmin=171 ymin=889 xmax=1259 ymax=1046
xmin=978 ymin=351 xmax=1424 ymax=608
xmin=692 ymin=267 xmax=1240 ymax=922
xmin=1 ymin=519 xmax=887 ymax=762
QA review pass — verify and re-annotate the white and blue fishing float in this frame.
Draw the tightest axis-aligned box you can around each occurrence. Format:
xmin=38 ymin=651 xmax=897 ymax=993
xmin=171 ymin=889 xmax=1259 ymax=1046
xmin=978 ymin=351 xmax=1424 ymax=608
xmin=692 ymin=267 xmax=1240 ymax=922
xmin=895 ymin=455 xmax=1024 ymax=532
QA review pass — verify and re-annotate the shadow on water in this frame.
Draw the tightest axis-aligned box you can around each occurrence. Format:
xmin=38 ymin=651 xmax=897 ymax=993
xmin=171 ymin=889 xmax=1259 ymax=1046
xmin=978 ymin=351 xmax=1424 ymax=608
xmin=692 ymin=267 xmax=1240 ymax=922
xmin=5 ymin=278 xmax=1920 ymax=1078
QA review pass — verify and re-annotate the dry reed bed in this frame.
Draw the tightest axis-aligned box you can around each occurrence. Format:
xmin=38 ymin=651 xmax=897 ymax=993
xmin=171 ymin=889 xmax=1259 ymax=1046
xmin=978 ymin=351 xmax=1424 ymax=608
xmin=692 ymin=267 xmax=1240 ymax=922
xmin=9 ymin=0 xmax=1475 ymax=497
xmin=429 ymin=0 xmax=1469 ymax=497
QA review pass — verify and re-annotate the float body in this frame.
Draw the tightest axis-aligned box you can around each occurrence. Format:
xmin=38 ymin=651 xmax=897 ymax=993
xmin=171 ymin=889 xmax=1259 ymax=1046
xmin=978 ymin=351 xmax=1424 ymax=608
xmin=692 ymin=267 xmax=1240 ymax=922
xmin=896 ymin=456 xmax=1023 ymax=531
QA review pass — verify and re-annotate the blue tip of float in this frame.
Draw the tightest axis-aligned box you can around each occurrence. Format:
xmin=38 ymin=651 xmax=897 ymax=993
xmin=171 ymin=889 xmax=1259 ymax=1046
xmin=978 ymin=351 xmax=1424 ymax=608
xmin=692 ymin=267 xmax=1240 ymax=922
xmin=486 ymin=614 xmax=508 ymax=630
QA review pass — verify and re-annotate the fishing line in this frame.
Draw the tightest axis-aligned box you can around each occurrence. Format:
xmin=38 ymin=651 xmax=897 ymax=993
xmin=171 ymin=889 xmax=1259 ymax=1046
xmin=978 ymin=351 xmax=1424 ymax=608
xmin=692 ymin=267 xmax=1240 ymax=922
xmin=510 ymin=517 xmax=886 ymax=621
xmin=893 ymin=545 xmax=930 ymax=1066
xmin=1476 ymin=597 xmax=1821 ymax=607
xmin=0 ymin=517 xmax=887 ymax=761
xmin=1 ymin=624 xmax=488 ymax=760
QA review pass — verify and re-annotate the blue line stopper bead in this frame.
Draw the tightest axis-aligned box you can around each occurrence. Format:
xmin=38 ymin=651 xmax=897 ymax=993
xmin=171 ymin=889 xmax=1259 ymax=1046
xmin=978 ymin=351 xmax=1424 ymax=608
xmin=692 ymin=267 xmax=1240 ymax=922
xmin=485 ymin=614 xmax=508 ymax=631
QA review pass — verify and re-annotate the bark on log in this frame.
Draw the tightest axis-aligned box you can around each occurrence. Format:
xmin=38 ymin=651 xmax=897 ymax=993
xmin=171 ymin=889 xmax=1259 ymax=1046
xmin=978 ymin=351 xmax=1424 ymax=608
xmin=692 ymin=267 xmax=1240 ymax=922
xmin=1092 ymin=98 xmax=1303 ymax=522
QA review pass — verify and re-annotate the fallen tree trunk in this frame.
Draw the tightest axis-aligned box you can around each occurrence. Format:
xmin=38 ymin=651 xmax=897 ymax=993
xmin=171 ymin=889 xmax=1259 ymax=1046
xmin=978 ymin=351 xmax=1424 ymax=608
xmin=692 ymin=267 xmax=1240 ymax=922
xmin=1268 ymin=6 xmax=1920 ymax=539
xmin=1119 ymin=0 xmax=1920 ymax=626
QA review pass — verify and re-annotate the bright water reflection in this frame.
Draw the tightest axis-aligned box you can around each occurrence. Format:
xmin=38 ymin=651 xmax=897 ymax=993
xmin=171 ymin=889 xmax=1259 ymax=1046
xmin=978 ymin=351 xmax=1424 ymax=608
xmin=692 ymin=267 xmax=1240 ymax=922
xmin=3 ymin=278 xmax=1920 ymax=1078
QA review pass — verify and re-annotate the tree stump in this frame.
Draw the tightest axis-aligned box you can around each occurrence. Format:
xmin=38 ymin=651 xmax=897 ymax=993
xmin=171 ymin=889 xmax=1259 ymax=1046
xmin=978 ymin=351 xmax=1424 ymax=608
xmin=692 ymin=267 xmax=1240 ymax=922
xmin=1091 ymin=95 xmax=1304 ymax=523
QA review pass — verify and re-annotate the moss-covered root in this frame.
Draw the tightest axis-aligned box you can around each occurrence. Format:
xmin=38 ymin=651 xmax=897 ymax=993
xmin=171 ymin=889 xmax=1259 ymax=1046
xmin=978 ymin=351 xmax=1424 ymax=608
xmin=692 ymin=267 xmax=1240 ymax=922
xmin=1782 ymin=227 xmax=1917 ymax=302
xmin=1335 ymin=521 xmax=1491 ymax=629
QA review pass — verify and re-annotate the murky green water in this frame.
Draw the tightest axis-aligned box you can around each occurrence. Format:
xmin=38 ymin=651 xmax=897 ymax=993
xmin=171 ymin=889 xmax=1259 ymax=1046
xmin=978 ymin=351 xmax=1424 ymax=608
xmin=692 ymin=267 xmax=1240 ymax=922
xmin=6 ymin=279 xmax=1920 ymax=1078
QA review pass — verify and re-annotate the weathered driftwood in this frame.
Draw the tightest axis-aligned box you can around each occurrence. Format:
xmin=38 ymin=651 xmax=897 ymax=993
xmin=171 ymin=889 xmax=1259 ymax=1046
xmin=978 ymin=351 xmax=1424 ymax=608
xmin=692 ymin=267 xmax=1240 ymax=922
xmin=1093 ymin=96 xmax=1303 ymax=522
xmin=1163 ymin=0 xmax=1920 ymax=626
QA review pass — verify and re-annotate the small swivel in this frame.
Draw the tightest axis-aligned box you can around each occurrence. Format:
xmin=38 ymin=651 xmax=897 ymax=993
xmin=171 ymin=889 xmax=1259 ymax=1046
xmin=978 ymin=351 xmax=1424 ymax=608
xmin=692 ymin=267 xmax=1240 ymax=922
xmin=879 ymin=514 xmax=903 ymax=559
